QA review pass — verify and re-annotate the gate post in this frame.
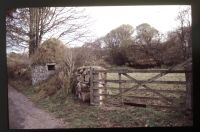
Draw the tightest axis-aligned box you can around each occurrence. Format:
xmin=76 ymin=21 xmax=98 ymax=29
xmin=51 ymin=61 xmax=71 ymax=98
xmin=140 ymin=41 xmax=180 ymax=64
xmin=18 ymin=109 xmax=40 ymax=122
xmin=89 ymin=67 xmax=95 ymax=105
xmin=90 ymin=68 xmax=101 ymax=106
xmin=185 ymin=62 xmax=193 ymax=110
xmin=118 ymin=73 xmax=123 ymax=106
xmin=89 ymin=66 xmax=105 ymax=106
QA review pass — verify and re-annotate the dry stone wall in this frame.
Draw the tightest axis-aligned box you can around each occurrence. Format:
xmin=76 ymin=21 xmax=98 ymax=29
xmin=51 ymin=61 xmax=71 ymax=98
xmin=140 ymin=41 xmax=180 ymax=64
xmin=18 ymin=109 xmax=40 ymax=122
xmin=31 ymin=65 xmax=56 ymax=85
xmin=75 ymin=66 xmax=106 ymax=106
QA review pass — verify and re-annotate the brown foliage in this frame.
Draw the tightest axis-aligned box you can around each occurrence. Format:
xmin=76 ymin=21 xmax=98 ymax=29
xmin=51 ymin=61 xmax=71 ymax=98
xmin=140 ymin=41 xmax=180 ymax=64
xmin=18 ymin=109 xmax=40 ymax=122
xmin=30 ymin=38 xmax=67 ymax=66
xmin=7 ymin=52 xmax=31 ymax=80
xmin=33 ymin=71 xmax=69 ymax=98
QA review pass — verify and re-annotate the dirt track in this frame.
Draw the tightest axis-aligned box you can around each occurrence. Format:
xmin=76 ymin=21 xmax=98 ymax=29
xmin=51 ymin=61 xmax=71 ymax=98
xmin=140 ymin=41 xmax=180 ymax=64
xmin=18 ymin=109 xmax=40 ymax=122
xmin=8 ymin=86 xmax=67 ymax=129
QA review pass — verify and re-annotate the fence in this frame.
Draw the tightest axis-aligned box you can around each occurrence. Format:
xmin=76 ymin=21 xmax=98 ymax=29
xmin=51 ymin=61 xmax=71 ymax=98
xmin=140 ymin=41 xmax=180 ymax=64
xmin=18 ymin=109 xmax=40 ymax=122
xmin=89 ymin=58 xmax=192 ymax=109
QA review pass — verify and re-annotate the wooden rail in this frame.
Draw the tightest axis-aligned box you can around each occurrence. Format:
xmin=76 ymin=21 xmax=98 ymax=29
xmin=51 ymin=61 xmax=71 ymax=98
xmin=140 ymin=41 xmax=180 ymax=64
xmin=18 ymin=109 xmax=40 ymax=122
xmin=94 ymin=69 xmax=188 ymax=73
xmin=94 ymin=80 xmax=186 ymax=84
xmin=93 ymin=87 xmax=186 ymax=94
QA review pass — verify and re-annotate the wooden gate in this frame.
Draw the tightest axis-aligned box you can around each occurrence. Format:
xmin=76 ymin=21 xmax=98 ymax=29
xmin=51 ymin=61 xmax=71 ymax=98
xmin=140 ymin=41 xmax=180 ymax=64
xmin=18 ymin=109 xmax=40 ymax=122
xmin=89 ymin=58 xmax=192 ymax=109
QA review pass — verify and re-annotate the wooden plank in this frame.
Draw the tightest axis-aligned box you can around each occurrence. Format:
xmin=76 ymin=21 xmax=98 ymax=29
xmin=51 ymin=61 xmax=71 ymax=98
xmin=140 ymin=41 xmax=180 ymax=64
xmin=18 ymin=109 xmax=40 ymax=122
xmin=151 ymin=89 xmax=186 ymax=94
xmin=94 ymin=69 xmax=187 ymax=73
xmin=145 ymin=81 xmax=186 ymax=84
xmin=122 ymin=102 xmax=178 ymax=109
xmin=105 ymin=87 xmax=119 ymax=90
xmin=127 ymin=89 xmax=186 ymax=94
xmin=94 ymin=80 xmax=186 ymax=84
xmin=142 ymin=85 xmax=173 ymax=104
xmin=94 ymin=87 xmax=186 ymax=94
xmin=124 ymin=95 xmax=160 ymax=100
xmin=123 ymin=102 xmax=147 ymax=107
xmin=104 ymin=72 xmax=107 ymax=103
xmin=147 ymin=104 xmax=179 ymax=109
xmin=122 ymin=73 xmax=186 ymax=84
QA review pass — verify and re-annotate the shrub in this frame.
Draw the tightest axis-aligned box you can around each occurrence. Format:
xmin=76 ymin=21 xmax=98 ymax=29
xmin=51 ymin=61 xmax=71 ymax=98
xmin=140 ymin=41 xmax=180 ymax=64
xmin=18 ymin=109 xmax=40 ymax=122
xmin=33 ymin=71 xmax=70 ymax=100
xmin=7 ymin=52 xmax=31 ymax=81
xmin=30 ymin=38 xmax=67 ymax=66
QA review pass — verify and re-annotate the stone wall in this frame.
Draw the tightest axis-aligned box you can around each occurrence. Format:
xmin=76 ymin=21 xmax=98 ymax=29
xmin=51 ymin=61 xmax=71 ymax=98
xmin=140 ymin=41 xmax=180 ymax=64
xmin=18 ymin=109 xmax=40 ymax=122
xmin=31 ymin=64 xmax=57 ymax=85
xmin=75 ymin=66 xmax=106 ymax=106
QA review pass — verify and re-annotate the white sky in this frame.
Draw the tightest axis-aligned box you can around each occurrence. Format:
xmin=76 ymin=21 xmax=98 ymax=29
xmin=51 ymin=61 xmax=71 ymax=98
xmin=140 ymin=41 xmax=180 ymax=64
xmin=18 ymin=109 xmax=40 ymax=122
xmin=7 ymin=5 xmax=191 ymax=53
xmin=82 ymin=5 xmax=191 ymax=40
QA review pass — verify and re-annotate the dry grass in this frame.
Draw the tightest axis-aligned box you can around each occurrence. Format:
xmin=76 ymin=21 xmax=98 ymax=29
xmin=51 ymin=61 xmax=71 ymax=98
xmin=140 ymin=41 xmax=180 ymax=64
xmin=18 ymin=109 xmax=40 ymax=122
xmin=9 ymin=70 xmax=192 ymax=128
xmin=22 ymin=88 xmax=192 ymax=128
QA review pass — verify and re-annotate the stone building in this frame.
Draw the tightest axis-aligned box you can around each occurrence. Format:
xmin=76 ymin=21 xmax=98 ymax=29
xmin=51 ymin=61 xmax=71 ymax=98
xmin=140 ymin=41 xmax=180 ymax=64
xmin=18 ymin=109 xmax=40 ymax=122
xmin=31 ymin=63 xmax=58 ymax=85
xmin=30 ymin=38 xmax=66 ymax=85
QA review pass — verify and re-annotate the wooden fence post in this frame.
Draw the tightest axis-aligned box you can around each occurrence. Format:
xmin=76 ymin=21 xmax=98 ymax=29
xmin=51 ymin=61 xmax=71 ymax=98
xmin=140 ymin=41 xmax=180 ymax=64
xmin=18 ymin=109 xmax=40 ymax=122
xmin=104 ymin=72 xmax=107 ymax=104
xmin=90 ymin=67 xmax=94 ymax=105
xmin=119 ymin=73 xmax=123 ymax=105
xmin=185 ymin=62 xmax=193 ymax=110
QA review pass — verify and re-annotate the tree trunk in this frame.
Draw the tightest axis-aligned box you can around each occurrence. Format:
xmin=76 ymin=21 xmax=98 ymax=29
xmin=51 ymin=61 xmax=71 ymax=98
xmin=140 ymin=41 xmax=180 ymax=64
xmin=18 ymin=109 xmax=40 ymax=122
xmin=29 ymin=8 xmax=36 ymax=56
xmin=29 ymin=8 xmax=41 ymax=57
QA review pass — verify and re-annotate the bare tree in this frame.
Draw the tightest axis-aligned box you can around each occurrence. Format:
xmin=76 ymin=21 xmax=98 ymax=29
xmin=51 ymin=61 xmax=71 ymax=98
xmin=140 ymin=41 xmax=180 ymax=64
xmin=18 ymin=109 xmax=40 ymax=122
xmin=176 ymin=7 xmax=192 ymax=110
xmin=6 ymin=7 xmax=91 ymax=56
xmin=103 ymin=24 xmax=134 ymax=65
xmin=6 ymin=8 xmax=30 ymax=51
xmin=135 ymin=23 xmax=164 ymax=66
xmin=165 ymin=7 xmax=192 ymax=110
xmin=175 ymin=7 xmax=192 ymax=60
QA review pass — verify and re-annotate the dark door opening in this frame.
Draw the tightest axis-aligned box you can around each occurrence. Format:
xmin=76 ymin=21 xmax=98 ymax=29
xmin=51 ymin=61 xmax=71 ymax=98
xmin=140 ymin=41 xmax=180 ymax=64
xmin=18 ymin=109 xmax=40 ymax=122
xmin=47 ymin=64 xmax=55 ymax=71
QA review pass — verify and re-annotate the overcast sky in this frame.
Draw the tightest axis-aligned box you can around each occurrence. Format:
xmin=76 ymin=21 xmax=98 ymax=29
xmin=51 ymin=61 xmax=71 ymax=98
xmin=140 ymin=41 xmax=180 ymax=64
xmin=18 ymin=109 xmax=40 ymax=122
xmin=8 ymin=5 xmax=191 ymax=53
xmin=80 ymin=5 xmax=191 ymax=43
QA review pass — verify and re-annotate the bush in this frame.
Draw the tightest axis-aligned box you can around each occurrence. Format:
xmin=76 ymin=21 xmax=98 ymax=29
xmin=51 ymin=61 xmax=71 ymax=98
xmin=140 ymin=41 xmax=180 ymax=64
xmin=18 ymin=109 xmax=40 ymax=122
xmin=31 ymin=38 xmax=67 ymax=66
xmin=32 ymin=71 xmax=70 ymax=100
xmin=7 ymin=52 xmax=31 ymax=81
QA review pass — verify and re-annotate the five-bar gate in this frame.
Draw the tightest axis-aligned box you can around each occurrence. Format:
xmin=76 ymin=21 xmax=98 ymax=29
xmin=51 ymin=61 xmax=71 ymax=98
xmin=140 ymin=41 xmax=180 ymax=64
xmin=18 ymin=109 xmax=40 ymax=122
xmin=89 ymin=58 xmax=192 ymax=109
